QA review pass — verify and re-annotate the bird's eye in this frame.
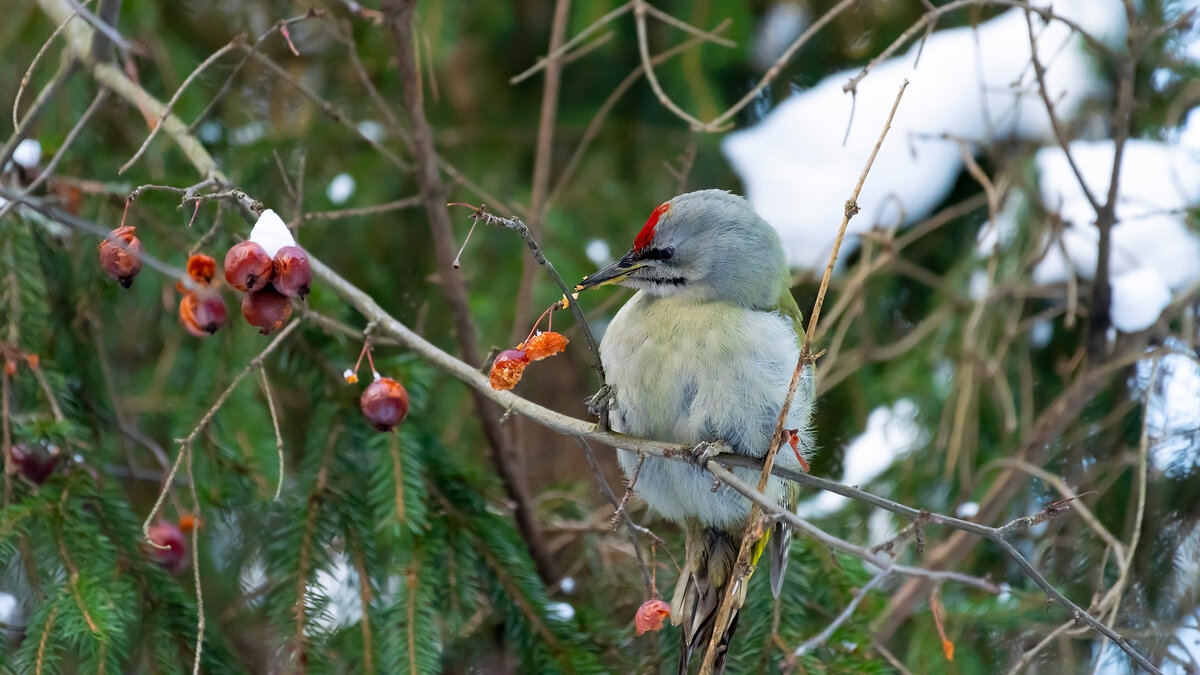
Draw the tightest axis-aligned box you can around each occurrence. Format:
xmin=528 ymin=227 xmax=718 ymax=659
xmin=638 ymin=247 xmax=674 ymax=262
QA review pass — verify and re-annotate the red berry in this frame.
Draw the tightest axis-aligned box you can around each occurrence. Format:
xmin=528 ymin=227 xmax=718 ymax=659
xmin=241 ymin=286 xmax=292 ymax=334
xmin=635 ymin=598 xmax=671 ymax=636
xmin=186 ymin=253 xmax=217 ymax=286
xmin=11 ymin=441 xmax=61 ymax=484
xmin=360 ymin=377 xmax=410 ymax=431
xmin=488 ymin=348 xmax=530 ymax=391
xmin=223 ymin=241 xmax=273 ymax=292
xmin=180 ymin=291 xmax=228 ymax=337
xmin=98 ymin=226 xmax=143 ymax=288
xmin=147 ymin=521 xmax=188 ymax=574
xmin=272 ymin=246 xmax=312 ymax=298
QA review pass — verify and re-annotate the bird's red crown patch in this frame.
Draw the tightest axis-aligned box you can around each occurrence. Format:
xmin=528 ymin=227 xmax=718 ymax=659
xmin=634 ymin=202 xmax=670 ymax=252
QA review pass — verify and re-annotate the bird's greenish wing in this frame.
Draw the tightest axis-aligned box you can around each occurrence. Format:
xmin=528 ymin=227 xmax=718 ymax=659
xmin=773 ymin=275 xmax=806 ymax=346
xmin=769 ymin=274 xmax=808 ymax=596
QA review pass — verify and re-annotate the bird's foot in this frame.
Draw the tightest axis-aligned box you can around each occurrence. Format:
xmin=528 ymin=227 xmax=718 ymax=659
xmin=784 ymin=429 xmax=810 ymax=473
xmin=690 ymin=440 xmax=731 ymax=467
xmin=586 ymin=384 xmax=614 ymax=425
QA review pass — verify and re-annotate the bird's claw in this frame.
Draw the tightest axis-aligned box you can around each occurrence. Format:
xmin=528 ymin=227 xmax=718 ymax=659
xmin=691 ymin=441 xmax=730 ymax=467
xmin=586 ymin=384 xmax=615 ymax=429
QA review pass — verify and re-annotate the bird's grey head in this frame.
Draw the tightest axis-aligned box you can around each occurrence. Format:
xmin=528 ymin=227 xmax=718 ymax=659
xmin=576 ymin=190 xmax=786 ymax=309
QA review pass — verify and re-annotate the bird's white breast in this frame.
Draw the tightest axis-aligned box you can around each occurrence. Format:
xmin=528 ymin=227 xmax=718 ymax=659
xmin=600 ymin=292 xmax=813 ymax=529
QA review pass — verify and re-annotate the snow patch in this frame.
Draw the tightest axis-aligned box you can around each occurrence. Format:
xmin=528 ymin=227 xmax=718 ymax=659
xmin=13 ymin=139 xmax=41 ymax=168
xmin=249 ymin=209 xmax=296 ymax=258
xmin=724 ymin=1 xmax=1126 ymax=269
xmin=585 ymin=239 xmax=612 ymax=266
xmin=0 ymin=592 xmax=16 ymax=625
xmin=546 ymin=601 xmax=575 ymax=622
xmin=1110 ymin=269 xmax=1171 ymax=332
xmin=327 ymin=173 xmax=356 ymax=205
xmin=796 ymin=399 xmax=923 ymax=518
xmin=956 ymin=501 xmax=980 ymax=518
xmin=357 ymin=120 xmax=385 ymax=143
xmin=1137 ymin=342 xmax=1200 ymax=479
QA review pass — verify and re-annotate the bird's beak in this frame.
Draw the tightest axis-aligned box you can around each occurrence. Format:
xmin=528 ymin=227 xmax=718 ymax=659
xmin=576 ymin=252 xmax=642 ymax=291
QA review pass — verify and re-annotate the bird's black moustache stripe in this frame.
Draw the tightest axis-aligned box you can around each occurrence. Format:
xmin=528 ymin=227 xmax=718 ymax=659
xmin=651 ymin=276 xmax=688 ymax=287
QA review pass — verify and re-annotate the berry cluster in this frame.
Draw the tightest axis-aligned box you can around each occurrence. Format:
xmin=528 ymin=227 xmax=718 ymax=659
xmin=225 ymin=210 xmax=311 ymax=335
xmin=99 ymin=206 xmax=314 ymax=339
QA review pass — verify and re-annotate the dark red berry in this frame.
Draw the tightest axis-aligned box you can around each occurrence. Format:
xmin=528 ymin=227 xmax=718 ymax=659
xmin=99 ymin=226 xmax=143 ymax=288
xmin=272 ymin=246 xmax=312 ymax=298
xmin=180 ymin=291 xmax=228 ymax=337
xmin=224 ymin=241 xmax=274 ymax=292
xmin=360 ymin=377 xmax=410 ymax=431
xmin=241 ymin=286 xmax=292 ymax=335
xmin=11 ymin=441 xmax=61 ymax=484
xmin=147 ymin=521 xmax=188 ymax=574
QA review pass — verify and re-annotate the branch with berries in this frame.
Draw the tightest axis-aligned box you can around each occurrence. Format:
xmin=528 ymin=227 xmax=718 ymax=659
xmin=23 ymin=1 xmax=1165 ymax=671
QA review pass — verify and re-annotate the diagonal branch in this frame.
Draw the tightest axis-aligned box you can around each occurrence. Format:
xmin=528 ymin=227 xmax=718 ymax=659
xmin=699 ymin=78 xmax=908 ymax=675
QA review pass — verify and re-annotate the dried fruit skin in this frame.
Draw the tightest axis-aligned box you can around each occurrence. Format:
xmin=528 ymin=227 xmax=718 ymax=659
xmin=99 ymin=226 xmax=143 ymax=288
xmin=272 ymin=245 xmax=312 ymax=298
xmin=524 ymin=331 xmax=569 ymax=361
xmin=147 ymin=521 xmax=188 ymax=574
xmin=180 ymin=292 xmax=228 ymax=337
xmin=241 ymin=286 xmax=292 ymax=335
xmin=360 ymin=377 xmax=410 ymax=431
xmin=489 ymin=349 xmax=530 ymax=391
xmin=224 ymin=240 xmax=274 ymax=292
xmin=11 ymin=441 xmax=61 ymax=484
xmin=186 ymin=253 xmax=217 ymax=286
xmin=635 ymin=598 xmax=671 ymax=636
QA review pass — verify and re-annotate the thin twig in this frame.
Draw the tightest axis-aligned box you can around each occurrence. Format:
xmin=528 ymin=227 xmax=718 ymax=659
xmin=510 ymin=0 xmax=571 ymax=345
xmin=13 ymin=5 xmax=82 ymax=131
xmin=187 ymin=11 xmax=321 ymax=133
xmin=576 ymin=438 xmax=654 ymax=597
xmin=0 ymin=89 xmax=110 ymax=220
xmin=699 ymin=79 xmax=909 ymax=675
xmin=257 ymin=364 xmax=286 ymax=501
xmin=449 ymin=205 xmax=605 ymax=385
xmin=792 ymin=571 xmax=891 ymax=657
xmin=141 ymin=320 xmax=303 ymax=546
xmin=302 ymin=195 xmax=423 ymax=221
xmin=119 ymin=36 xmax=245 ymax=174
xmin=509 ymin=1 xmax=633 ymax=84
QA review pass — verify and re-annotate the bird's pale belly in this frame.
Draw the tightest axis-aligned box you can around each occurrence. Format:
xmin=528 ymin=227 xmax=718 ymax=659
xmin=600 ymin=292 xmax=812 ymax=529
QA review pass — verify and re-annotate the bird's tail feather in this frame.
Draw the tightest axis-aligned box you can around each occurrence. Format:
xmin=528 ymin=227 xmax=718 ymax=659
xmin=671 ymin=522 xmax=749 ymax=675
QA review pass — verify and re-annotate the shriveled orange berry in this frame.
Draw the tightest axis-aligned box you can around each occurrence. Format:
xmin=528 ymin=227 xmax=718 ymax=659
xmin=186 ymin=253 xmax=217 ymax=286
xmin=635 ymin=598 xmax=671 ymax=636
xmin=180 ymin=291 xmax=227 ymax=337
xmin=179 ymin=514 xmax=201 ymax=533
xmin=524 ymin=331 xmax=568 ymax=361
xmin=99 ymin=226 xmax=143 ymax=288
xmin=489 ymin=349 xmax=529 ymax=391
